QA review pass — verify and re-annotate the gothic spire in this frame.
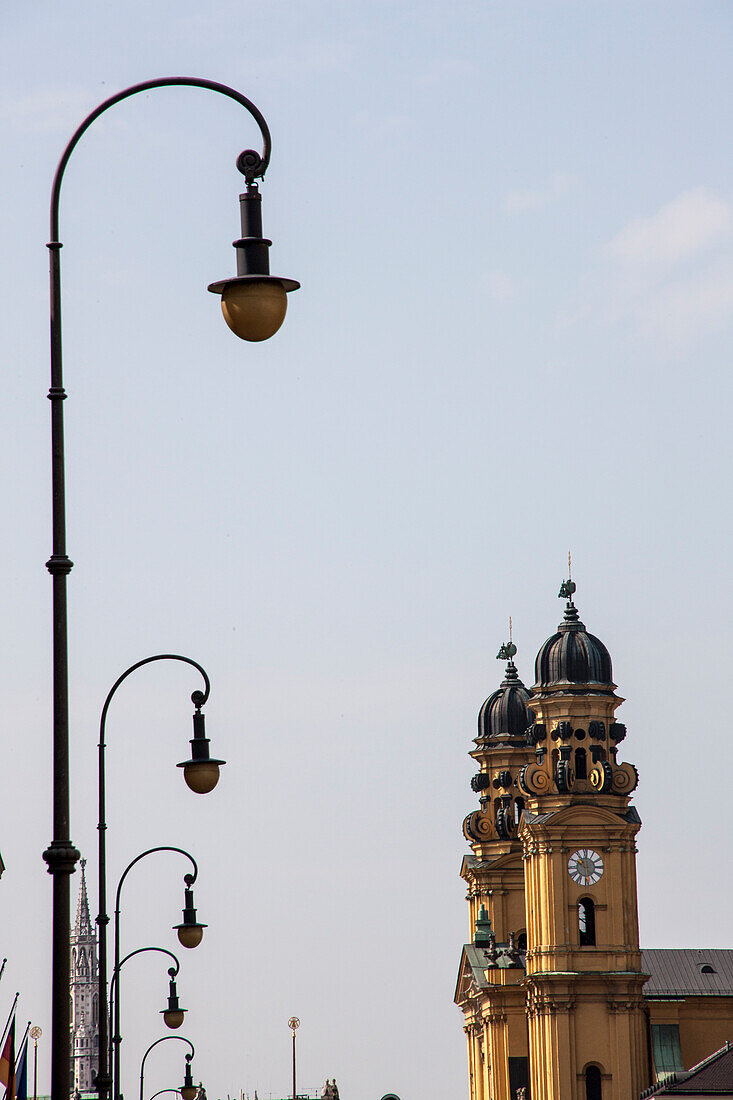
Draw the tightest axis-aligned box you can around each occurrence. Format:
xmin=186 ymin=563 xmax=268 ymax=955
xmin=73 ymin=857 xmax=93 ymax=937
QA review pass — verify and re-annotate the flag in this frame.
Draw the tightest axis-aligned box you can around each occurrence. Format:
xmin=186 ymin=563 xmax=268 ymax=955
xmin=0 ymin=1017 xmax=15 ymax=1099
xmin=14 ymin=1041 xmax=26 ymax=1100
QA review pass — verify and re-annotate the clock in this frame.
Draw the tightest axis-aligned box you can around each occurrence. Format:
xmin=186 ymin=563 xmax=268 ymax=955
xmin=568 ymin=849 xmax=604 ymax=886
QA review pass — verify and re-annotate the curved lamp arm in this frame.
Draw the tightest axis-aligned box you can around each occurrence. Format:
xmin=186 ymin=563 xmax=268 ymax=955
xmin=50 ymin=76 xmax=271 ymax=241
xmin=109 ymin=945 xmax=180 ymax=1006
xmin=109 ymin=947 xmax=184 ymax=1066
xmin=149 ymin=1091 xmax=183 ymax=1100
xmin=140 ymin=1036 xmax=195 ymax=1100
xmin=114 ymin=845 xmax=199 ymax=915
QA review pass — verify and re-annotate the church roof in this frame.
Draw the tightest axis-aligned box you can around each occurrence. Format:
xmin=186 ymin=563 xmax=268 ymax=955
xmin=642 ymin=950 xmax=733 ymax=997
xmin=476 ymin=658 xmax=531 ymax=743
xmin=640 ymin=1042 xmax=733 ymax=1096
xmin=456 ymin=946 xmax=733 ymax=1001
xmin=534 ymin=582 xmax=613 ymax=689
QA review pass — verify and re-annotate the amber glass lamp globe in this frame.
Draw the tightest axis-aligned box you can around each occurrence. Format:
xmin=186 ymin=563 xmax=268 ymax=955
xmin=221 ymin=280 xmax=287 ymax=341
xmin=177 ymin=923 xmax=204 ymax=950
xmin=183 ymin=761 xmax=221 ymax=795
xmin=163 ymin=1008 xmax=185 ymax=1029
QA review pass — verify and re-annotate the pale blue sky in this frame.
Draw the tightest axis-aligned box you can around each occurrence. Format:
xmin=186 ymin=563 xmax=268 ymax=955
xmin=1 ymin=3 xmax=733 ymax=1099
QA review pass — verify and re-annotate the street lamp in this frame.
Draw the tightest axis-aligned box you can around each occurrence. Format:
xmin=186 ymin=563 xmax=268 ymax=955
xmin=96 ymin=657 xmax=216 ymax=1100
xmin=288 ymin=1017 xmax=300 ymax=1100
xmin=43 ymin=78 xmax=298 ymax=1100
xmin=139 ymin=1037 xmax=197 ymax=1100
xmin=108 ymin=947 xmax=187 ymax=1045
xmin=179 ymin=1054 xmax=198 ymax=1100
xmin=174 ymin=881 xmax=207 ymax=950
xmin=112 ymin=846 xmax=204 ymax=1100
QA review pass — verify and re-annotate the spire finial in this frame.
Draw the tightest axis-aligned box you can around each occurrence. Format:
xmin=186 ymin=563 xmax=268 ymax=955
xmin=73 ymin=855 xmax=92 ymax=937
xmin=558 ymin=557 xmax=579 ymax=623
xmin=496 ymin=619 xmax=518 ymax=679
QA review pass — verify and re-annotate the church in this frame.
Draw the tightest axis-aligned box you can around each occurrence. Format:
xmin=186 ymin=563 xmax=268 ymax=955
xmin=70 ymin=859 xmax=99 ymax=1097
xmin=454 ymin=580 xmax=733 ymax=1100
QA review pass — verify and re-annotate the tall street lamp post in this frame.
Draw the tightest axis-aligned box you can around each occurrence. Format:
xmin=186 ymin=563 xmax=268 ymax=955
xmin=288 ymin=1017 xmax=300 ymax=1100
xmin=96 ymin=656 xmax=216 ymax=1100
xmin=111 ymin=845 xmax=204 ymax=1100
xmin=43 ymin=77 xmax=299 ymax=1100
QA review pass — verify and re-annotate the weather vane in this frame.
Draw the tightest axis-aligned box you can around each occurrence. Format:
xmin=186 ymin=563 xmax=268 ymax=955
xmin=496 ymin=618 xmax=517 ymax=662
xmin=558 ymin=551 xmax=576 ymax=601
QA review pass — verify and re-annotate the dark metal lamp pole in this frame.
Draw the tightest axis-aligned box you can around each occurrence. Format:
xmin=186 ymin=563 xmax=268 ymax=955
xmin=44 ymin=77 xmax=298 ymax=1100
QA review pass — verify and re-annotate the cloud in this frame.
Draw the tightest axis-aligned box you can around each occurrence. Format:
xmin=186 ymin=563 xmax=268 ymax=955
xmin=608 ymin=188 xmax=733 ymax=266
xmin=631 ymin=259 xmax=733 ymax=345
xmin=503 ymin=171 xmax=578 ymax=214
xmin=560 ymin=188 xmax=733 ymax=349
xmin=481 ymin=269 xmax=521 ymax=303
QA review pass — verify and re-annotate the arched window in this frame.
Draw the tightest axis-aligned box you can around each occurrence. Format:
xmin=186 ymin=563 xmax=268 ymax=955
xmin=514 ymin=797 xmax=525 ymax=824
xmin=575 ymin=747 xmax=587 ymax=779
xmin=585 ymin=1065 xmax=602 ymax=1099
xmin=92 ymin=995 xmax=99 ymax=1025
xmin=579 ymin=897 xmax=596 ymax=946
xmin=517 ymin=931 xmax=527 ymax=952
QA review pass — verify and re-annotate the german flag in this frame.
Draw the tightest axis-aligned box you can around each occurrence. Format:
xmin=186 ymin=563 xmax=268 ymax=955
xmin=0 ymin=1017 xmax=15 ymax=1100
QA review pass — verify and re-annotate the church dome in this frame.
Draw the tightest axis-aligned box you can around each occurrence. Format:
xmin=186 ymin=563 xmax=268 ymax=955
xmin=477 ymin=658 xmax=531 ymax=742
xmin=534 ymin=586 xmax=612 ymax=688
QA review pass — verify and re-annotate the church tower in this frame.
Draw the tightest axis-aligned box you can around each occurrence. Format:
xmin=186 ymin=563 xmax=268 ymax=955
xmin=456 ymin=580 xmax=648 ymax=1100
xmin=457 ymin=636 xmax=535 ymax=1100
xmin=70 ymin=859 xmax=99 ymax=1095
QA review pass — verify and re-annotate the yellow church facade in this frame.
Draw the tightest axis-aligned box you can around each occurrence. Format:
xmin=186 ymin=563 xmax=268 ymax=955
xmin=455 ymin=581 xmax=733 ymax=1100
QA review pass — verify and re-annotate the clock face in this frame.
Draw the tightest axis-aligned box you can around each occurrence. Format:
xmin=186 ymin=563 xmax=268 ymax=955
xmin=568 ymin=849 xmax=604 ymax=886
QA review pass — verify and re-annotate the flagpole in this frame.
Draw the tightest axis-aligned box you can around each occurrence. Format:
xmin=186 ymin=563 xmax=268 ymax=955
xmin=16 ymin=1024 xmax=32 ymax=1066
xmin=6 ymin=1016 xmax=16 ymax=1100
xmin=0 ymin=995 xmax=19 ymax=1053
xmin=29 ymin=1029 xmax=42 ymax=1100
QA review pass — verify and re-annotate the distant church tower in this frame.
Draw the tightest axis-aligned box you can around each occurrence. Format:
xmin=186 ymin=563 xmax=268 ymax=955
xmin=70 ymin=859 xmax=99 ymax=1095
xmin=456 ymin=581 xmax=647 ymax=1100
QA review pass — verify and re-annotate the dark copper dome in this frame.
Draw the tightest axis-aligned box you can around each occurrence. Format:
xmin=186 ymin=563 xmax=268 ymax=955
xmin=477 ymin=661 xmax=531 ymax=742
xmin=534 ymin=599 xmax=612 ymax=688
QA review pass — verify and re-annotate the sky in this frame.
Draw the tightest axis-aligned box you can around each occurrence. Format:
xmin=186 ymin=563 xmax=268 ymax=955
xmin=1 ymin=2 xmax=733 ymax=1099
